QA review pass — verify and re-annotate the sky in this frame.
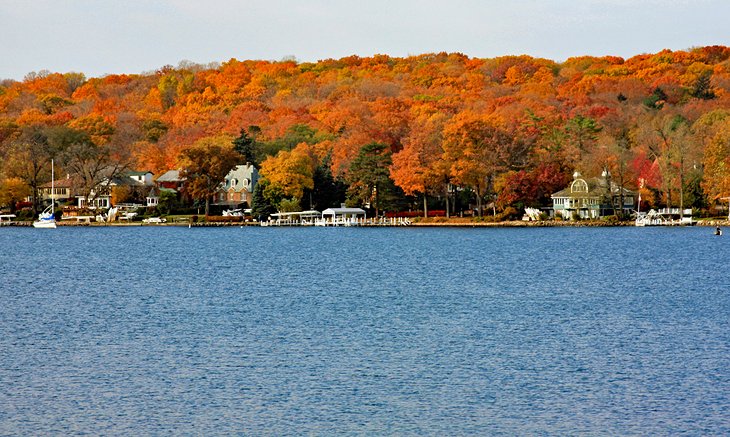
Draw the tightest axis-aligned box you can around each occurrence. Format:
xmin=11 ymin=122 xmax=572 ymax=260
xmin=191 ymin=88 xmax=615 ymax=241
xmin=1 ymin=0 xmax=729 ymax=80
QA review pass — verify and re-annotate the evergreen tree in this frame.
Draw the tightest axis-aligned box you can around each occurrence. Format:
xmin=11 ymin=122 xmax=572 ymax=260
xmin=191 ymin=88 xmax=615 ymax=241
xmin=644 ymin=87 xmax=668 ymax=109
xmin=251 ymin=179 xmax=277 ymax=221
xmin=305 ymin=154 xmax=346 ymax=210
xmin=232 ymin=128 xmax=259 ymax=167
xmin=347 ymin=142 xmax=393 ymax=216
xmin=691 ymin=71 xmax=715 ymax=100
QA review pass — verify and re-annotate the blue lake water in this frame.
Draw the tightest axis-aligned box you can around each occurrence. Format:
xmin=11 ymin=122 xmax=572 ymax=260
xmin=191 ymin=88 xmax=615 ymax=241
xmin=0 ymin=226 xmax=729 ymax=435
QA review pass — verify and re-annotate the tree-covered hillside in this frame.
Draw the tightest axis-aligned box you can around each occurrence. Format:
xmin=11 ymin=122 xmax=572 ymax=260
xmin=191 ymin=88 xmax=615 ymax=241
xmin=3 ymin=47 xmax=730 ymax=216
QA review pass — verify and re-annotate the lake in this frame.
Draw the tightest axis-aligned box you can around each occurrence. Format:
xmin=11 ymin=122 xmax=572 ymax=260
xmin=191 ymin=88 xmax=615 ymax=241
xmin=0 ymin=226 xmax=728 ymax=435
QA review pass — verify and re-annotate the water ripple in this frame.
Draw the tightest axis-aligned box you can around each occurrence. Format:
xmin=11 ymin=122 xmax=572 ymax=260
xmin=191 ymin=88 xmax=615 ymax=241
xmin=1 ymin=226 xmax=729 ymax=435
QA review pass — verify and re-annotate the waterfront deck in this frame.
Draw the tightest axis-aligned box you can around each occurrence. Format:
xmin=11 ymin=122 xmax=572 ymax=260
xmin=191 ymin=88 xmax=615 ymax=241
xmin=636 ymin=208 xmax=694 ymax=226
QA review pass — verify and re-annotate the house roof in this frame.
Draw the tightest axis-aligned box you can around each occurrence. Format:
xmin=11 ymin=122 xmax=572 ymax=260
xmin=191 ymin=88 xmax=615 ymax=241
xmin=126 ymin=170 xmax=153 ymax=176
xmin=40 ymin=177 xmax=76 ymax=189
xmin=222 ymin=164 xmax=258 ymax=192
xmin=156 ymin=170 xmax=184 ymax=182
xmin=552 ymin=176 xmax=635 ymax=198
xmin=147 ymin=186 xmax=177 ymax=197
xmin=109 ymin=175 xmax=145 ymax=187
xmin=322 ymin=207 xmax=366 ymax=215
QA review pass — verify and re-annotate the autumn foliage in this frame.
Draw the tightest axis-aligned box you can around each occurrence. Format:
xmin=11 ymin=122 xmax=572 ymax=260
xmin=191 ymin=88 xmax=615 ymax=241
xmin=3 ymin=47 xmax=730 ymax=216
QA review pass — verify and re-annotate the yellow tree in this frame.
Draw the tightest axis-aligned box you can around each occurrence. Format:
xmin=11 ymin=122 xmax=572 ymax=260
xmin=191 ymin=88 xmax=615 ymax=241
xmin=68 ymin=114 xmax=115 ymax=146
xmin=701 ymin=120 xmax=730 ymax=206
xmin=0 ymin=177 xmax=30 ymax=212
xmin=259 ymin=143 xmax=315 ymax=208
xmin=4 ymin=127 xmax=52 ymax=214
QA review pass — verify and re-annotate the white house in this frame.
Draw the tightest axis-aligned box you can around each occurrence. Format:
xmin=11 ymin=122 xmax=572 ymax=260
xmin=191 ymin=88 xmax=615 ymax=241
xmin=551 ymin=171 xmax=635 ymax=219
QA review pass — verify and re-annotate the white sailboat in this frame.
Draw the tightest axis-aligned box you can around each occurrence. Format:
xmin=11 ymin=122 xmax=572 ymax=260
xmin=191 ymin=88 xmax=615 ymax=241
xmin=33 ymin=159 xmax=57 ymax=229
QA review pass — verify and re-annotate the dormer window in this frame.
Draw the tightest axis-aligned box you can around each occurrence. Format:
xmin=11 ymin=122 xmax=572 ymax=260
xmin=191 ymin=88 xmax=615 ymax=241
xmin=571 ymin=179 xmax=588 ymax=193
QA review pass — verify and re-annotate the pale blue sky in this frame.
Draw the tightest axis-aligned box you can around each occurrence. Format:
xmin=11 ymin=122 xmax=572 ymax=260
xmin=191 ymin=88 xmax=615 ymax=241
xmin=1 ymin=0 xmax=728 ymax=80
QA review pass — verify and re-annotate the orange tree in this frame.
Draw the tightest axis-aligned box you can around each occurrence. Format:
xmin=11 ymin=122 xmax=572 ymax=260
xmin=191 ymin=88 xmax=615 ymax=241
xmin=391 ymin=112 xmax=448 ymax=217
xmin=442 ymin=112 xmax=513 ymax=216
xmin=179 ymin=135 xmax=241 ymax=216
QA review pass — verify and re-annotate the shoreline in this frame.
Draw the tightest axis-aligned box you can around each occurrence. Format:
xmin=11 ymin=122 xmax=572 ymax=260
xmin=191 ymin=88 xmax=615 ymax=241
xmin=411 ymin=219 xmax=730 ymax=227
xmin=3 ymin=220 xmax=729 ymax=228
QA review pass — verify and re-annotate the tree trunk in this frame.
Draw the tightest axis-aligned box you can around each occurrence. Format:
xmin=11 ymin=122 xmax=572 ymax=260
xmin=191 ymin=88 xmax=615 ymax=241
xmin=31 ymin=184 xmax=39 ymax=215
xmin=205 ymin=196 xmax=210 ymax=217
xmin=679 ymin=156 xmax=685 ymax=220
xmin=666 ymin=189 xmax=672 ymax=210
xmin=374 ymin=183 xmax=380 ymax=218
xmin=618 ymin=170 xmax=624 ymax=218
xmin=445 ymin=182 xmax=450 ymax=218
xmin=423 ymin=193 xmax=428 ymax=218
xmin=476 ymin=187 xmax=483 ymax=217
xmin=451 ymin=186 xmax=457 ymax=216
xmin=444 ymin=182 xmax=451 ymax=218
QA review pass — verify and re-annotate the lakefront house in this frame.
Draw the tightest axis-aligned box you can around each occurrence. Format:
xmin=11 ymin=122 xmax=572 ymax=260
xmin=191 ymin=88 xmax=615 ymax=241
xmin=39 ymin=175 xmax=76 ymax=206
xmin=214 ymin=163 xmax=259 ymax=210
xmin=77 ymin=170 xmax=155 ymax=208
xmin=551 ymin=171 xmax=635 ymax=219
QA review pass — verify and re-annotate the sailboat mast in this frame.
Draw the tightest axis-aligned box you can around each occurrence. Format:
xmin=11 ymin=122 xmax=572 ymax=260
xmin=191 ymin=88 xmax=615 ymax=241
xmin=51 ymin=159 xmax=54 ymax=210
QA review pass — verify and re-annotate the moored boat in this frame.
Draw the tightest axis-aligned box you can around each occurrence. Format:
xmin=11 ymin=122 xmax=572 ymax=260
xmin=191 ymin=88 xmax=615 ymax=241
xmin=635 ymin=208 xmax=694 ymax=226
xmin=33 ymin=160 xmax=57 ymax=229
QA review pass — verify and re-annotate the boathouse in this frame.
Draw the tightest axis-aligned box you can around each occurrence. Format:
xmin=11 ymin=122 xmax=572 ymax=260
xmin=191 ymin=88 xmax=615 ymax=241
xmin=319 ymin=207 xmax=366 ymax=226
xmin=269 ymin=210 xmax=321 ymax=225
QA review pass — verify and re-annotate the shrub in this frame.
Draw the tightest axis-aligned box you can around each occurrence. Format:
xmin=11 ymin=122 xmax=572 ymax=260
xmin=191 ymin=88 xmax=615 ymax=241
xmin=205 ymin=215 xmax=243 ymax=223
xmin=16 ymin=209 xmax=34 ymax=221
xmin=500 ymin=206 xmax=520 ymax=221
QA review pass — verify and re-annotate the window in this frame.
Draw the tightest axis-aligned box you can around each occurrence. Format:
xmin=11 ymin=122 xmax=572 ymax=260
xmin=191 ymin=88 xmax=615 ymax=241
xmin=571 ymin=179 xmax=588 ymax=193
